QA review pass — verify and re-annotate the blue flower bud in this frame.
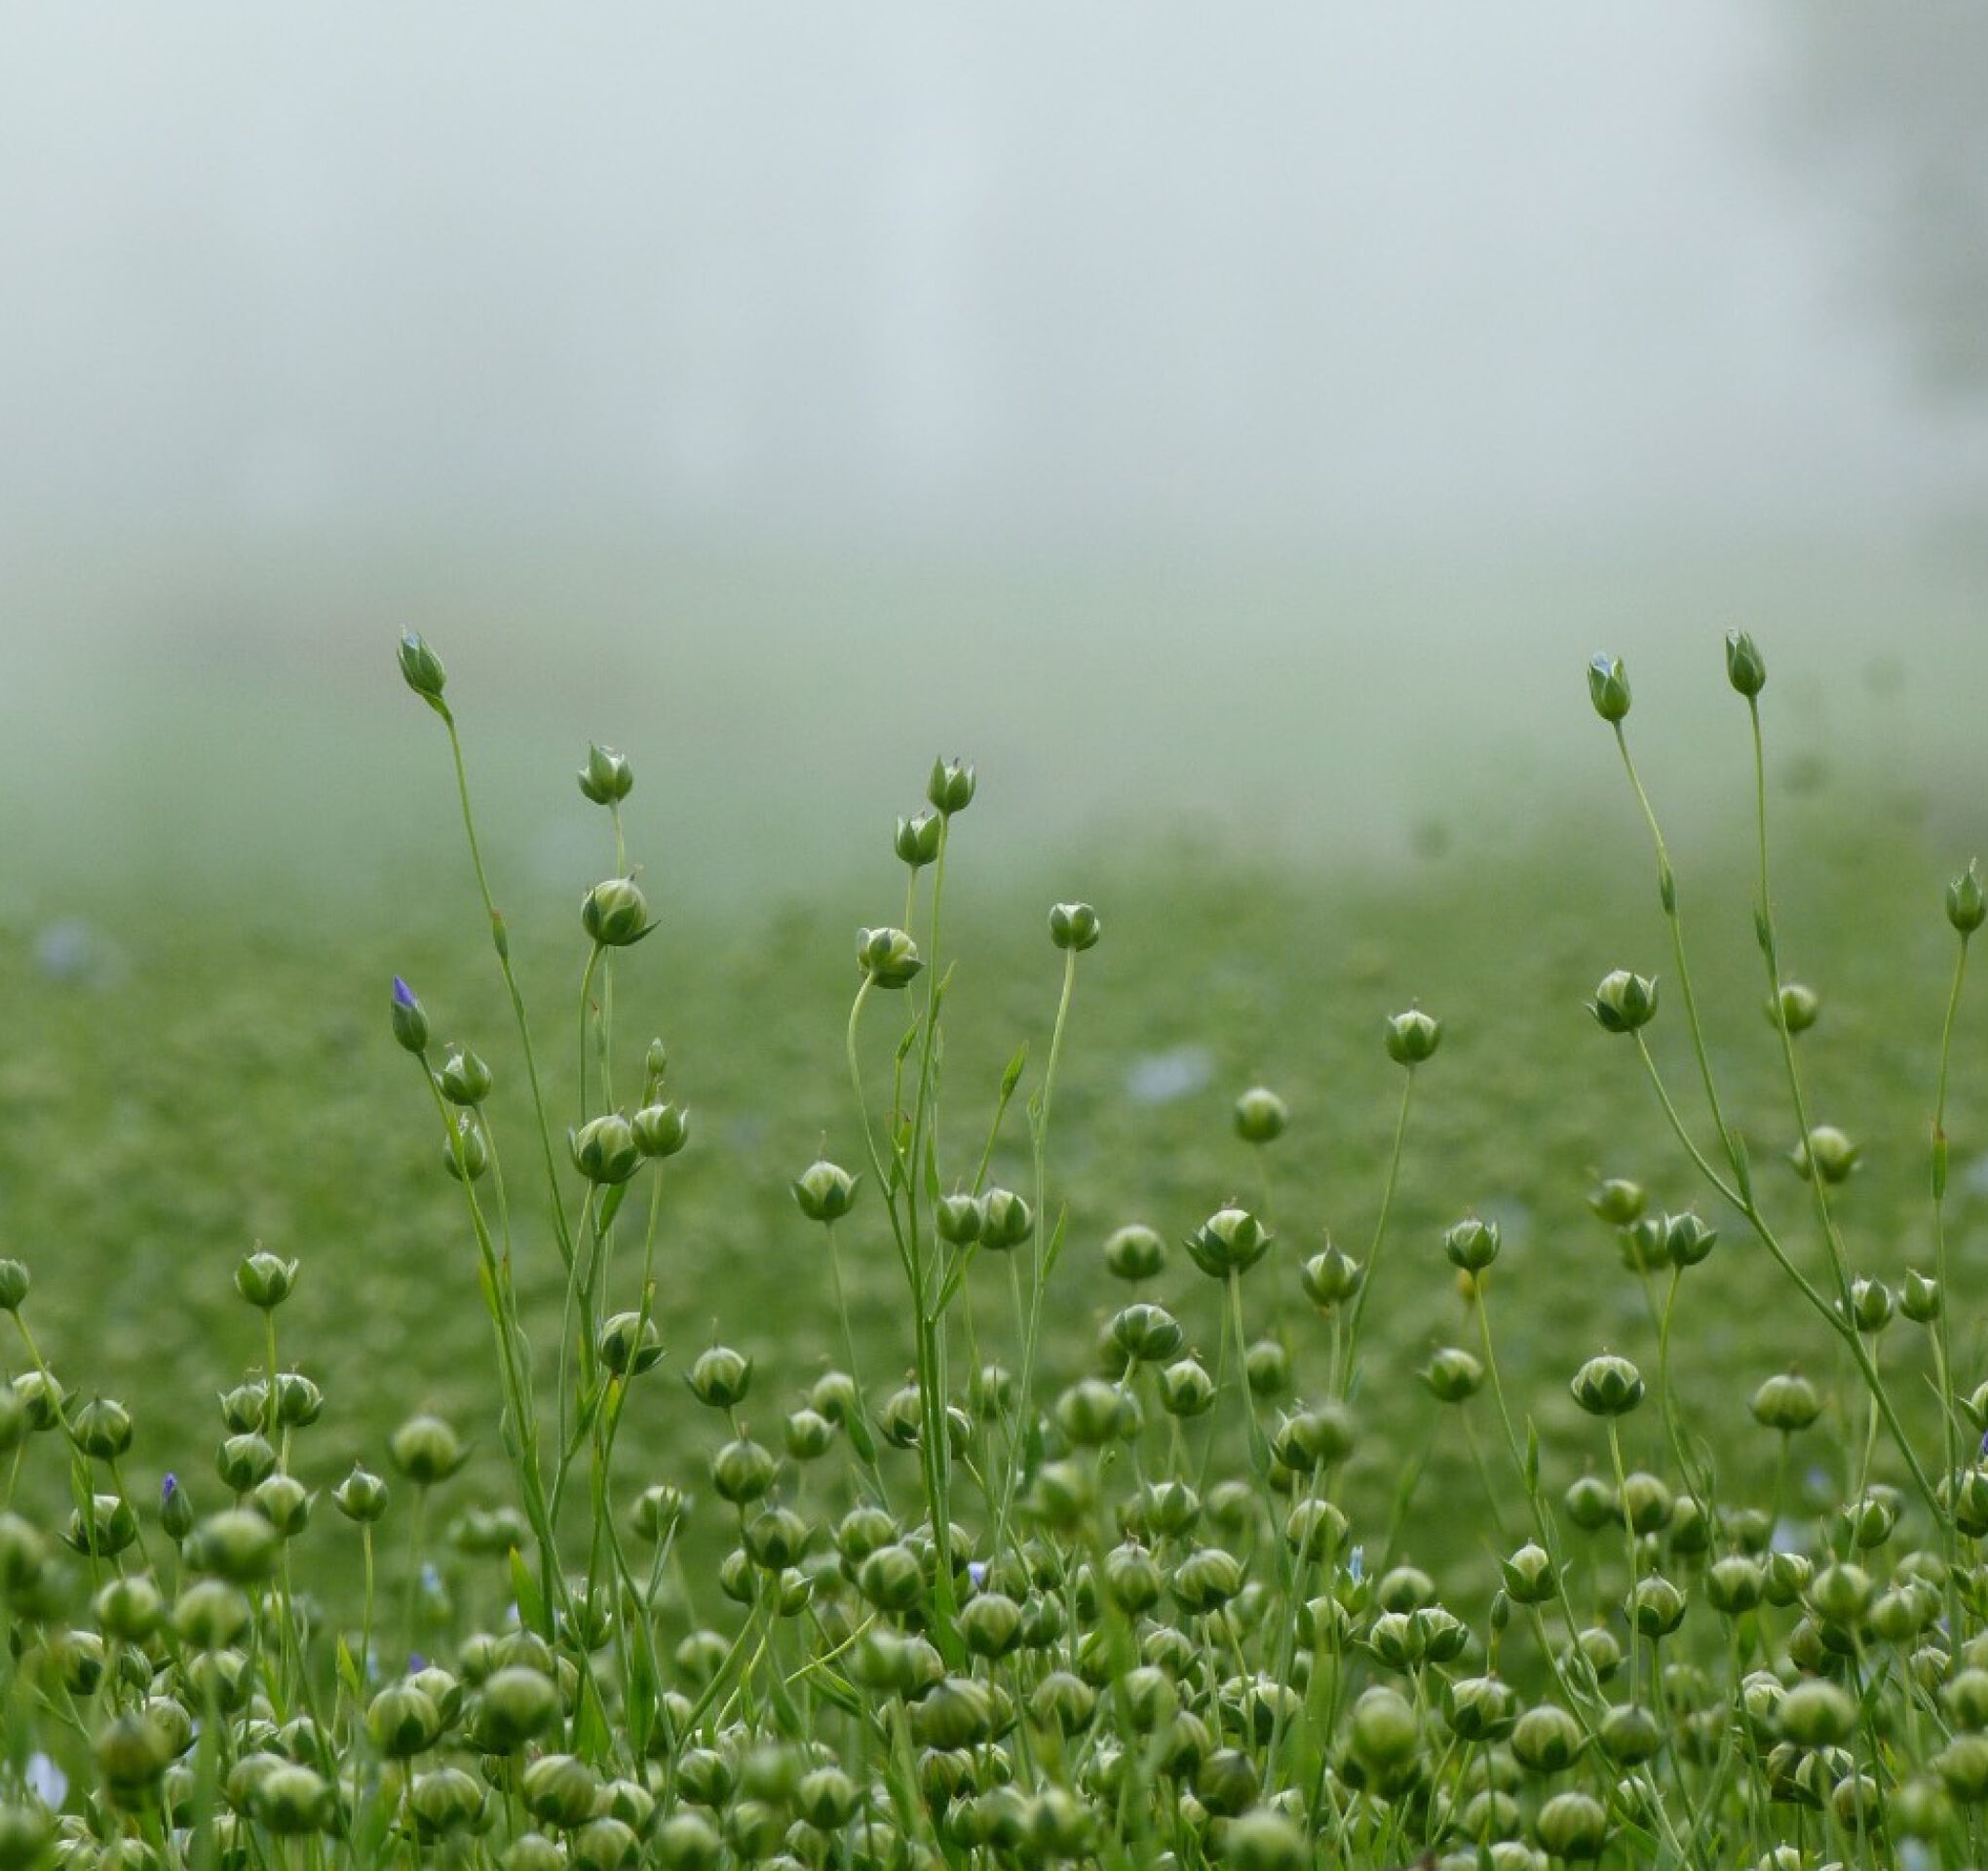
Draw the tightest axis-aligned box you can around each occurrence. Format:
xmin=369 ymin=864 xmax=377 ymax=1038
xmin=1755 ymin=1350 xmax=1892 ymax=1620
xmin=390 ymin=977 xmax=430 ymax=1054
xmin=1587 ymin=653 xmax=1631 ymax=723
xmin=160 ymin=1471 xmax=197 ymax=1542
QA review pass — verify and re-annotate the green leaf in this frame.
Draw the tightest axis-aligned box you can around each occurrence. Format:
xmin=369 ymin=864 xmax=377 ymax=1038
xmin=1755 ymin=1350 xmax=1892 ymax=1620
xmin=1000 ymin=1045 xmax=1029 ymax=1098
xmin=509 ymin=1546 xmax=550 ymax=1638
xmin=335 ymin=1635 xmax=363 ymax=1704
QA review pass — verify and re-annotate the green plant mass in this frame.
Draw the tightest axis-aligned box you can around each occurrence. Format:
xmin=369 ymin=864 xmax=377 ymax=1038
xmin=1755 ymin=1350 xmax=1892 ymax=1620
xmin=3 ymin=630 xmax=1987 ymax=1868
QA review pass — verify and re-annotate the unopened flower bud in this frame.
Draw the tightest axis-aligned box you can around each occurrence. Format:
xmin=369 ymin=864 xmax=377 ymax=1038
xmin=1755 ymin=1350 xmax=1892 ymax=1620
xmin=1628 ymin=1574 xmax=1687 ymax=1638
xmin=1587 ymin=653 xmax=1631 ymax=723
xmin=709 ymin=1437 xmax=777 ymax=1506
xmin=1110 ymin=1303 xmax=1183 ymax=1366
xmin=1767 ymin=981 xmax=1820 ymax=1034
xmin=1724 ymin=630 xmax=1767 ymax=698
xmin=935 ymin=1191 xmax=984 ymax=1243
xmin=577 ymin=743 xmax=633 ymax=806
xmin=334 ymin=1466 xmax=390 ymax=1523
xmin=927 ymin=758 xmax=976 ymax=816
xmin=1792 ymin=1124 xmax=1858 ymax=1185
xmin=1384 ymin=1008 xmax=1442 ymax=1065
xmin=215 ymin=1432 xmax=278 ymax=1493
xmin=390 ymin=1414 xmax=468 ymax=1487
xmin=1949 ymin=861 xmax=1987 ymax=936
xmin=631 ymin=1483 xmax=685 ymax=1542
xmin=856 ymin=926 xmax=923 ymax=989
xmin=631 ymin=1102 xmax=689 ymax=1159
xmin=1103 ymin=1222 xmax=1165 ymax=1279
xmin=1589 ymin=970 xmax=1659 ymax=1035
xmin=1570 ymin=1354 xmax=1644 ymax=1417
xmin=1536 ymin=1789 xmax=1610 ymax=1861
xmin=1843 ymin=1277 xmax=1894 ymax=1334
xmin=70 ymin=1396 xmax=134 ymax=1462
xmin=1184 ymin=1206 xmax=1271 ymax=1279
xmin=0 ymin=1260 xmax=28 ymax=1312
xmin=570 ymin=1114 xmax=642 ymax=1186
xmin=368 ymin=1683 xmax=444 ymax=1759
xmin=1662 ymin=1211 xmax=1717 ymax=1269
xmin=894 ymin=809 xmax=942 ymax=869
xmin=581 ymin=878 xmax=654 ymax=948
xmin=391 ymin=977 xmax=430 ymax=1053
xmin=1777 ymin=1678 xmax=1855 ymax=1749
xmin=160 ymin=1471 xmax=196 ymax=1541
xmin=397 ymin=631 xmax=448 ymax=703
xmin=251 ymin=1473 xmax=312 ymax=1539
xmin=184 ymin=1508 xmax=280 ymax=1583
xmin=784 ymin=1406 xmax=834 ymax=1460
xmin=96 ymin=1710 xmax=175 ymax=1806
xmin=1049 ymin=902 xmax=1102 ymax=952
xmin=1233 ymin=1087 xmax=1288 ymax=1144
xmin=438 ymin=1048 xmax=493 ymax=1106
xmin=792 ymin=1160 xmax=858 ymax=1223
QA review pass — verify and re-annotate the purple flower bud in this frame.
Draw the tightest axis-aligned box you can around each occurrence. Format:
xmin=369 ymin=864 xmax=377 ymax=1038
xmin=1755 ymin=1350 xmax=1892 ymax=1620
xmin=390 ymin=977 xmax=430 ymax=1053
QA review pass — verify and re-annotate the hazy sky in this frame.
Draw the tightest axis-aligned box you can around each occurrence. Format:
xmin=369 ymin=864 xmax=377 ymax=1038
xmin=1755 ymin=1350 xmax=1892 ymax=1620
xmin=3 ymin=3 xmax=1984 ymax=554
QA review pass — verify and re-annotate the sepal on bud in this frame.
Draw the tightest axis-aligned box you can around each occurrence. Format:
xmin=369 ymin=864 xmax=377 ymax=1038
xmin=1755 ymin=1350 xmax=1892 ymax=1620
xmin=397 ymin=631 xmax=448 ymax=705
xmin=1949 ymin=861 xmax=1987 ymax=936
xmin=581 ymin=878 xmax=656 ymax=948
xmin=631 ymin=1102 xmax=689 ymax=1159
xmin=792 ymin=1160 xmax=859 ymax=1223
xmin=1049 ymin=902 xmax=1102 ymax=952
xmin=1384 ymin=1009 xmax=1441 ymax=1065
xmin=928 ymin=758 xmax=976 ymax=817
xmin=1724 ymin=630 xmax=1767 ymax=697
xmin=894 ymin=810 xmax=942 ymax=869
xmin=236 ymin=1251 xmax=300 ymax=1311
xmin=1589 ymin=970 xmax=1659 ymax=1034
xmin=570 ymin=1114 xmax=642 ymax=1186
xmin=1184 ymin=1206 xmax=1272 ymax=1279
xmin=856 ymin=926 xmax=923 ymax=989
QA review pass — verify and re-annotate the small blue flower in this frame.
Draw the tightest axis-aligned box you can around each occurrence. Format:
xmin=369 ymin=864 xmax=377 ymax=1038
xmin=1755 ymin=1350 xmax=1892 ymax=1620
xmin=161 ymin=1472 xmax=179 ymax=1505
xmin=393 ymin=977 xmax=418 ymax=1011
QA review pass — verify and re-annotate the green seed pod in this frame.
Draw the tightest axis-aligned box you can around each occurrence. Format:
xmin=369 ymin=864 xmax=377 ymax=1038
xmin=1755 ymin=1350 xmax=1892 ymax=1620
xmin=1423 ymin=1344 xmax=1486 ymax=1399
xmin=390 ymin=976 xmax=431 ymax=1054
xmin=1628 ymin=1575 xmax=1686 ymax=1640
xmin=570 ymin=1113 xmax=642 ymax=1186
xmin=857 ymin=1544 xmax=926 ymax=1614
xmin=569 ymin=1816 xmax=638 ymax=1871
xmin=57 ymin=1493 xmax=131 ymax=1565
xmin=743 ymin=1507 xmax=812 ymax=1573
xmin=1109 ymin=1302 xmax=1182 ymax=1366
xmin=856 ymin=925 xmax=923 ymax=989
xmin=250 ymin=1474 xmax=311 ymax=1540
xmin=685 ymin=1345 xmax=751 ymax=1409
xmin=581 ymin=878 xmax=653 ymax=949
xmin=1586 ymin=1177 xmax=1645 ymax=1226
xmin=1104 ymin=1542 xmax=1165 ymax=1614
xmin=791 ymin=1160 xmax=858 ymax=1223
xmin=1563 ymin=1472 xmax=1618 ymax=1531
xmin=1570 ymin=1354 xmax=1644 ymax=1417
xmin=1102 ymin=1223 xmax=1166 ymax=1280
xmin=1705 ymin=1554 xmax=1765 ymax=1616
xmin=1791 ymin=1124 xmax=1858 ymax=1185
xmin=958 ymin=1589 xmax=1023 ymax=1660
xmin=631 ymin=1102 xmax=689 ymax=1160
xmin=1749 ymin=1371 xmax=1821 ymax=1433
xmin=1535 ymin=1788 xmax=1609 ymax=1860
xmin=577 ymin=742 xmax=634 ymax=806
xmin=1843 ymin=1277 xmax=1894 ymax=1334
xmin=270 ymin=1372 xmax=323 ymax=1430
xmin=436 ymin=1049 xmax=494 ymax=1112
xmin=1599 ymin=1701 xmax=1664 ymax=1765
xmin=708 ymin=1437 xmax=777 ymax=1507
xmin=912 ymin=1677 xmax=998 ymax=1751
xmin=1244 ymin=1337 xmax=1290 ymax=1397
xmin=1499 ymin=1543 xmax=1557 ymax=1607
xmin=978 ymin=1187 xmax=1035 ymax=1250
xmin=811 ymin=1367 xmax=861 ymax=1425
xmin=1170 ymin=1547 xmax=1244 ymax=1616
xmin=795 ymin=1764 xmax=860 ymax=1831
xmin=0 ymin=1388 xmax=24 ymax=1459
xmin=390 ymin=1414 xmax=468 ymax=1487
xmin=1511 ymin=1702 xmax=1585 ymax=1776
xmin=333 ymin=1465 xmax=390 ymax=1523
xmin=1621 ymin=1470 xmax=1673 ymax=1535
xmin=69 ymin=1396 xmax=134 ymax=1463
xmin=1285 ymin=1497 xmax=1347 ymax=1564
xmin=1948 ymin=861 xmax=1987 ymax=936
xmin=893 ymin=806 xmax=942 ymax=870
xmin=1587 ymin=653 xmax=1631 ymax=722
xmin=397 ymin=630 xmax=447 ymax=701
xmin=1842 ymin=1487 xmax=1900 ymax=1549
xmin=1724 ymin=629 xmax=1767 ymax=697
xmin=214 ymin=1432 xmax=278 ymax=1494
xmin=1445 ymin=1674 xmax=1518 ymax=1743
xmin=927 ymin=757 xmax=976 ymax=816
xmin=598 ymin=1312 xmax=664 ymax=1378
xmin=784 ymin=1407 xmax=834 ymax=1461
xmin=1184 ymin=1206 xmax=1271 ymax=1279
xmin=927 ymin=1191 xmax=980 ymax=1245
xmin=1134 ymin=1479 xmax=1203 ymax=1540
xmin=467 ymin=1666 xmax=561 ymax=1752
xmin=1443 ymin=1217 xmax=1501 ymax=1273
xmin=1156 ymin=1359 xmax=1216 ymax=1418
xmin=1270 ymin=1404 xmax=1356 ymax=1473
xmin=234 ymin=1251 xmax=299 ymax=1312
xmin=1902 ymin=1268 xmax=1942 ymax=1323
xmin=521 ymin=1753 xmax=601 ymax=1830
xmin=1765 ymin=1549 xmax=1813 ymax=1608
xmin=1809 ymin=1561 xmax=1874 ymax=1628
xmin=94 ymin=1574 xmax=164 ymax=1645
xmin=1662 ymin=1211 xmax=1718 ymax=1268
xmin=1384 ymin=1007 xmax=1442 ymax=1065
xmin=217 ymin=1381 xmax=268 ymax=1434
xmin=1350 ymin=1686 xmax=1420 ymax=1769
xmin=1029 ymin=1669 xmax=1097 ymax=1737
xmin=174 ymin=1577 xmax=252 ymax=1652
xmin=1767 ymin=980 xmax=1820 ymax=1034
xmin=1589 ymin=970 xmax=1659 ymax=1035
xmin=1777 ymin=1678 xmax=1856 ymax=1749
xmin=1233 ymin=1086 xmax=1288 ymax=1144
xmin=1049 ymin=902 xmax=1102 ymax=952
xmin=366 ymin=1683 xmax=443 ymax=1759
xmin=1300 ymin=1243 xmax=1363 ymax=1307
xmin=1056 ymin=1377 xmax=1132 ymax=1447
